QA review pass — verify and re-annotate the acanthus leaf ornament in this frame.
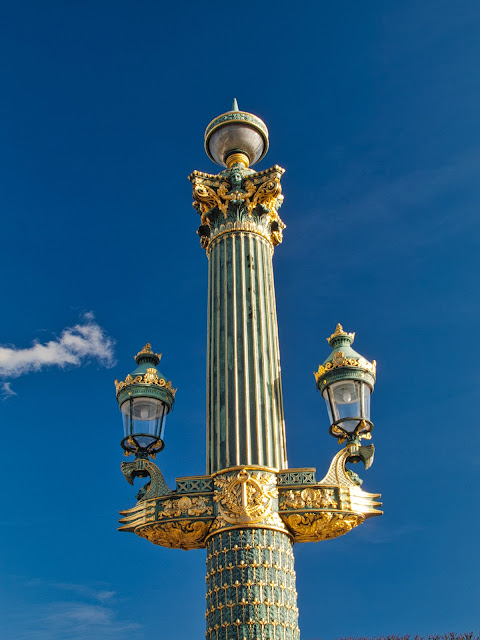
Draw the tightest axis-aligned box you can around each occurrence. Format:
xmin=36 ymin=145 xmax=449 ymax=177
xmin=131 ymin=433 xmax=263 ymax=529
xmin=189 ymin=164 xmax=286 ymax=251
xmin=136 ymin=520 xmax=211 ymax=550
xmin=282 ymin=512 xmax=363 ymax=543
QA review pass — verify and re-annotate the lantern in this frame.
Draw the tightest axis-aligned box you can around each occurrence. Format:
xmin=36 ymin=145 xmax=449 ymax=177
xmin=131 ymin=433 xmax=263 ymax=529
xmin=314 ymin=324 xmax=376 ymax=443
xmin=115 ymin=343 xmax=176 ymax=458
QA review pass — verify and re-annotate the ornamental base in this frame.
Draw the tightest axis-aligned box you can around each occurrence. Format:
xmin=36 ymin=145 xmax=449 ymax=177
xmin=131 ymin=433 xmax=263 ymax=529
xmin=206 ymin=528 xmax=299 ymax=640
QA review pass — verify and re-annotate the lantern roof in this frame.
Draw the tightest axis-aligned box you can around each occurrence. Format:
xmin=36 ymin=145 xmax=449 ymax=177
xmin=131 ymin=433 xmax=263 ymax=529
xmin=114 ymin=343 xmax=176 ymax=409
xmin=314 ymin=324 xmax=376 ymax=390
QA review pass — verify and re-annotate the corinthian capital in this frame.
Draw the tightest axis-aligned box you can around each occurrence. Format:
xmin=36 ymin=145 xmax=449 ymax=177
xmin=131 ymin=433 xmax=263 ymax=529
xmin=188 ymin=163 xmax=286 ymax=252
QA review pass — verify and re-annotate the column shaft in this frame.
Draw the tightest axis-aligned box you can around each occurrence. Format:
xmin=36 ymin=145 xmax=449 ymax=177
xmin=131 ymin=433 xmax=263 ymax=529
xmin=206 ymin=529 xmax=300 ymax=640
xmin=207 ymin=231 xmax=287 ymax=474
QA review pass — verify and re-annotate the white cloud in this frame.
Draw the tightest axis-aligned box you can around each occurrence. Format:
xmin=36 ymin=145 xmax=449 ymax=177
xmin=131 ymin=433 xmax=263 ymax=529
xmin=0 ymin=314 xmax=115 ymax=378
xmin=49 ymin=582 xmax=116 ymax=603
xmin=1 ymin=382 xmax=17 ymax=399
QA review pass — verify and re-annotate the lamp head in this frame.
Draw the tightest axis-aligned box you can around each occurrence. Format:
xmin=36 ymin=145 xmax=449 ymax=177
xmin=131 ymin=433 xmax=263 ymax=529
xmin=114 ymin=343 xmax=176 ymax=458
xmin=314 ymin=324 xmax=376 ymax=444
xmin=204 ymin=99 xmax=269 ymax=169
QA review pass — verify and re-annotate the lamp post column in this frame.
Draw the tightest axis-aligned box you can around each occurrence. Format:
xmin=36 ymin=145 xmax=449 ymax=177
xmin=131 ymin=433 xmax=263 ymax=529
xmin=116 ymin=102 xmax=382 ymax=640
xmin=190 ymin=103 xmax=299 ymax=640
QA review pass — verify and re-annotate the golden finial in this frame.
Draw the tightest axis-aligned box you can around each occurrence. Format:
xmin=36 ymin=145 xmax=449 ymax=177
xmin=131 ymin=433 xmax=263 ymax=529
xmin=327 ymin=323 xmax=355 ymax=345
xmin=135 ymin=343 xmax=162 ymax=361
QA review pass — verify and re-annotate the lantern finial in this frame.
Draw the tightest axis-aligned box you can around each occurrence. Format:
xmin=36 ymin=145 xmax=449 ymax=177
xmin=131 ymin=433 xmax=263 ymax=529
xmin=327 ymin=323 xmax=355 ymax=346
xmin=134 ymin=343 xmax=162 ymax=366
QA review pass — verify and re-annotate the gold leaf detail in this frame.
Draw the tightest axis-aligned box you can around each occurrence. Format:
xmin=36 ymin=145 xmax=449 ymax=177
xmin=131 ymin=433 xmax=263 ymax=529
xmin=157 ymin=496 xmax=213 ymax=520
xmin=114 ymin=370 xmax=177 ymax=397
xmin=282 ymin=512 xmax=363 ymax=543
xmin=313 ymin=356 xmax=376 ymax=383
xmin=136 ymin=520 xmax=210 ymax=550
xmin=214 ymin=469 xmax=277 ymax=525
xmin=279 ymin=488 xmax=337 ymax=511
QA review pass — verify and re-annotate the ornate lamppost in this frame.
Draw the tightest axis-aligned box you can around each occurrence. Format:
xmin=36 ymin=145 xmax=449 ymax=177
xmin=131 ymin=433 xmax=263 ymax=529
xmin=115 ymin=101 xmax=382 ymax=640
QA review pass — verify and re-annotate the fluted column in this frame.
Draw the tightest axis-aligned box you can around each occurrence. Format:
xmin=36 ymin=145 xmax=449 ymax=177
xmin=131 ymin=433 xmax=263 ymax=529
xmin=206 ymin=227 xmax=287 ymax=473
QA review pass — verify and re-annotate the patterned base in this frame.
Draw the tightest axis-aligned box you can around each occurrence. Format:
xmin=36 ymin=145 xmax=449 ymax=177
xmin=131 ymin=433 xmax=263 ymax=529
xmin=206 ymin=528 xmax=300 ymax=640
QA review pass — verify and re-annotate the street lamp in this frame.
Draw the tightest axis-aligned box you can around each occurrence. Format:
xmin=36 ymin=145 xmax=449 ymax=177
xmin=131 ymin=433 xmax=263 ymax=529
xmin=115 ymin=102 xmax=382 ymax=640
xmin=204 ymin=97 xmax=269 ymax=168
xmin=315 ymin=323 xmax=376 ymax=444
xmin=115 ymin=343 xmax=175 ymax=459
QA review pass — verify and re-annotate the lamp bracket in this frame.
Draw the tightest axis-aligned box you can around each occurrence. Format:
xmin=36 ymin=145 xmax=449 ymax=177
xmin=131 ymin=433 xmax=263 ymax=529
xmin=120 ymin=458 xmax=172 ymax=502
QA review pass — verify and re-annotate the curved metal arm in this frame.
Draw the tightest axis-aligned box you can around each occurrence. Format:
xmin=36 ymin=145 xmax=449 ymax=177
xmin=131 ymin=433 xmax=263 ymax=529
xmin=120 ymin=458 xmax=172 ymax=501
xmin=319 ymin=443 xmax=375 ymax=487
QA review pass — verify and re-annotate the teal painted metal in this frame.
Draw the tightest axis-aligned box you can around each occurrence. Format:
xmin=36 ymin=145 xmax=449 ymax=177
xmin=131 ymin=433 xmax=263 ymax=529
xmin=116 ymin=348 xmax=175 ymax=410
xmin=206 ymin=528 xmax=299 ymax=640
xmin=315 ymin=331 xmax=376 ymax=391
xmin=205 ymin=166 xmax=288 ymax=474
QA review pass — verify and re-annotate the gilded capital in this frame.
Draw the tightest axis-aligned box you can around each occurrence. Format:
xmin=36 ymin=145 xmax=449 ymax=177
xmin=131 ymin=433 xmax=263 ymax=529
xmin=188 ymin=164 xmax=286 ymax=252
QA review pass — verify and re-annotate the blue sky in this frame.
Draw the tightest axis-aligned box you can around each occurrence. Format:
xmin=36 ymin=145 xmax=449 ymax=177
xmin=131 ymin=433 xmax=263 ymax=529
xmin=0 ymin=1 xmax=479 ymax=638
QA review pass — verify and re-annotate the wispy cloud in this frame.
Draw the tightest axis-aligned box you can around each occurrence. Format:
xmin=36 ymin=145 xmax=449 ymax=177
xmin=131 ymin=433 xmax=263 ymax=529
xmin=1 ymin=381 xmax=17 ymax=399
xmin=24 ymin=579 xmax=117 ymax=603
xmin=6 ymin=579 xmax=141 ymax=640
xmin=0 ymin=313 xmax=115 ymax=380
xmin=11 ymin=601 xmax=142 ymax=640
xmin=50 ymin=582 xmax=116 ymax=603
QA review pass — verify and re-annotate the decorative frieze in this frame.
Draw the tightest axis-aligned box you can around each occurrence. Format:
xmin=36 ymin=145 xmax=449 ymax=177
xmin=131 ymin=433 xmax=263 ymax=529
xmin=277 ymin=469 xmax=317 ymax=486
xmin=118 ymin=457 xmax=382 ymax=549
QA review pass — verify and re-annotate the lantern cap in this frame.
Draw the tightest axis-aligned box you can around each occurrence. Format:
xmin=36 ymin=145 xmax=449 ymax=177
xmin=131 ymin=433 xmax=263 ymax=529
xmin=204 ymin=100 xmax=269 ymax=168
xmin=327 ymin=323 xmax=356 ymax=347
xmin=134 ymin=342 xmax=161 ymax=366
xmin=114 ymin=343 xmax=176 ymax=409
xmin=314 ymin=324 xmax=376 ymax=389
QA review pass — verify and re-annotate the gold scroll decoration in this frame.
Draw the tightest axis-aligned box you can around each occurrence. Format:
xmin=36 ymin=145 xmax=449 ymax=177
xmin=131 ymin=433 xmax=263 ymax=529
xmin=189 ymin=165 xmax=286 ymax=249
xmin=279 ymin=487 xmax=338 ymax=511
xmin=190 ymin=166 xmax=284 ymax=221
xmin=119 ymin=492 xmax=215 ymax=550
xmin=114 ymin=368 xmax=177 ymax=397
xmin=157 ymin=495 xmax=213 ymax=519
xmin=136 ymin=520 xmax=211 ymax=550
xmin=314 ymin=353 xmax=376 ymax=383
xmin=282 ymin=512 xmax=363 ymax=543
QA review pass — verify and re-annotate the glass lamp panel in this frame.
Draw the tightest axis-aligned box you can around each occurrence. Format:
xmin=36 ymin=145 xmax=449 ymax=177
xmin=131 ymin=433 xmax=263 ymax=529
xmin=131 ymin=397 xmax=167 ymax=439
xmin=361 ymin=383 xmax=371 ymax=420
xmin=330 ymin=380 xmax=361 ymax=432
xmin=120 ymin=400 xmax=132 ymax=438
xmin=208 ymin=124 xmax=264 ymax=165
xmin=322 ymin=388 xmax=335 ymax=424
